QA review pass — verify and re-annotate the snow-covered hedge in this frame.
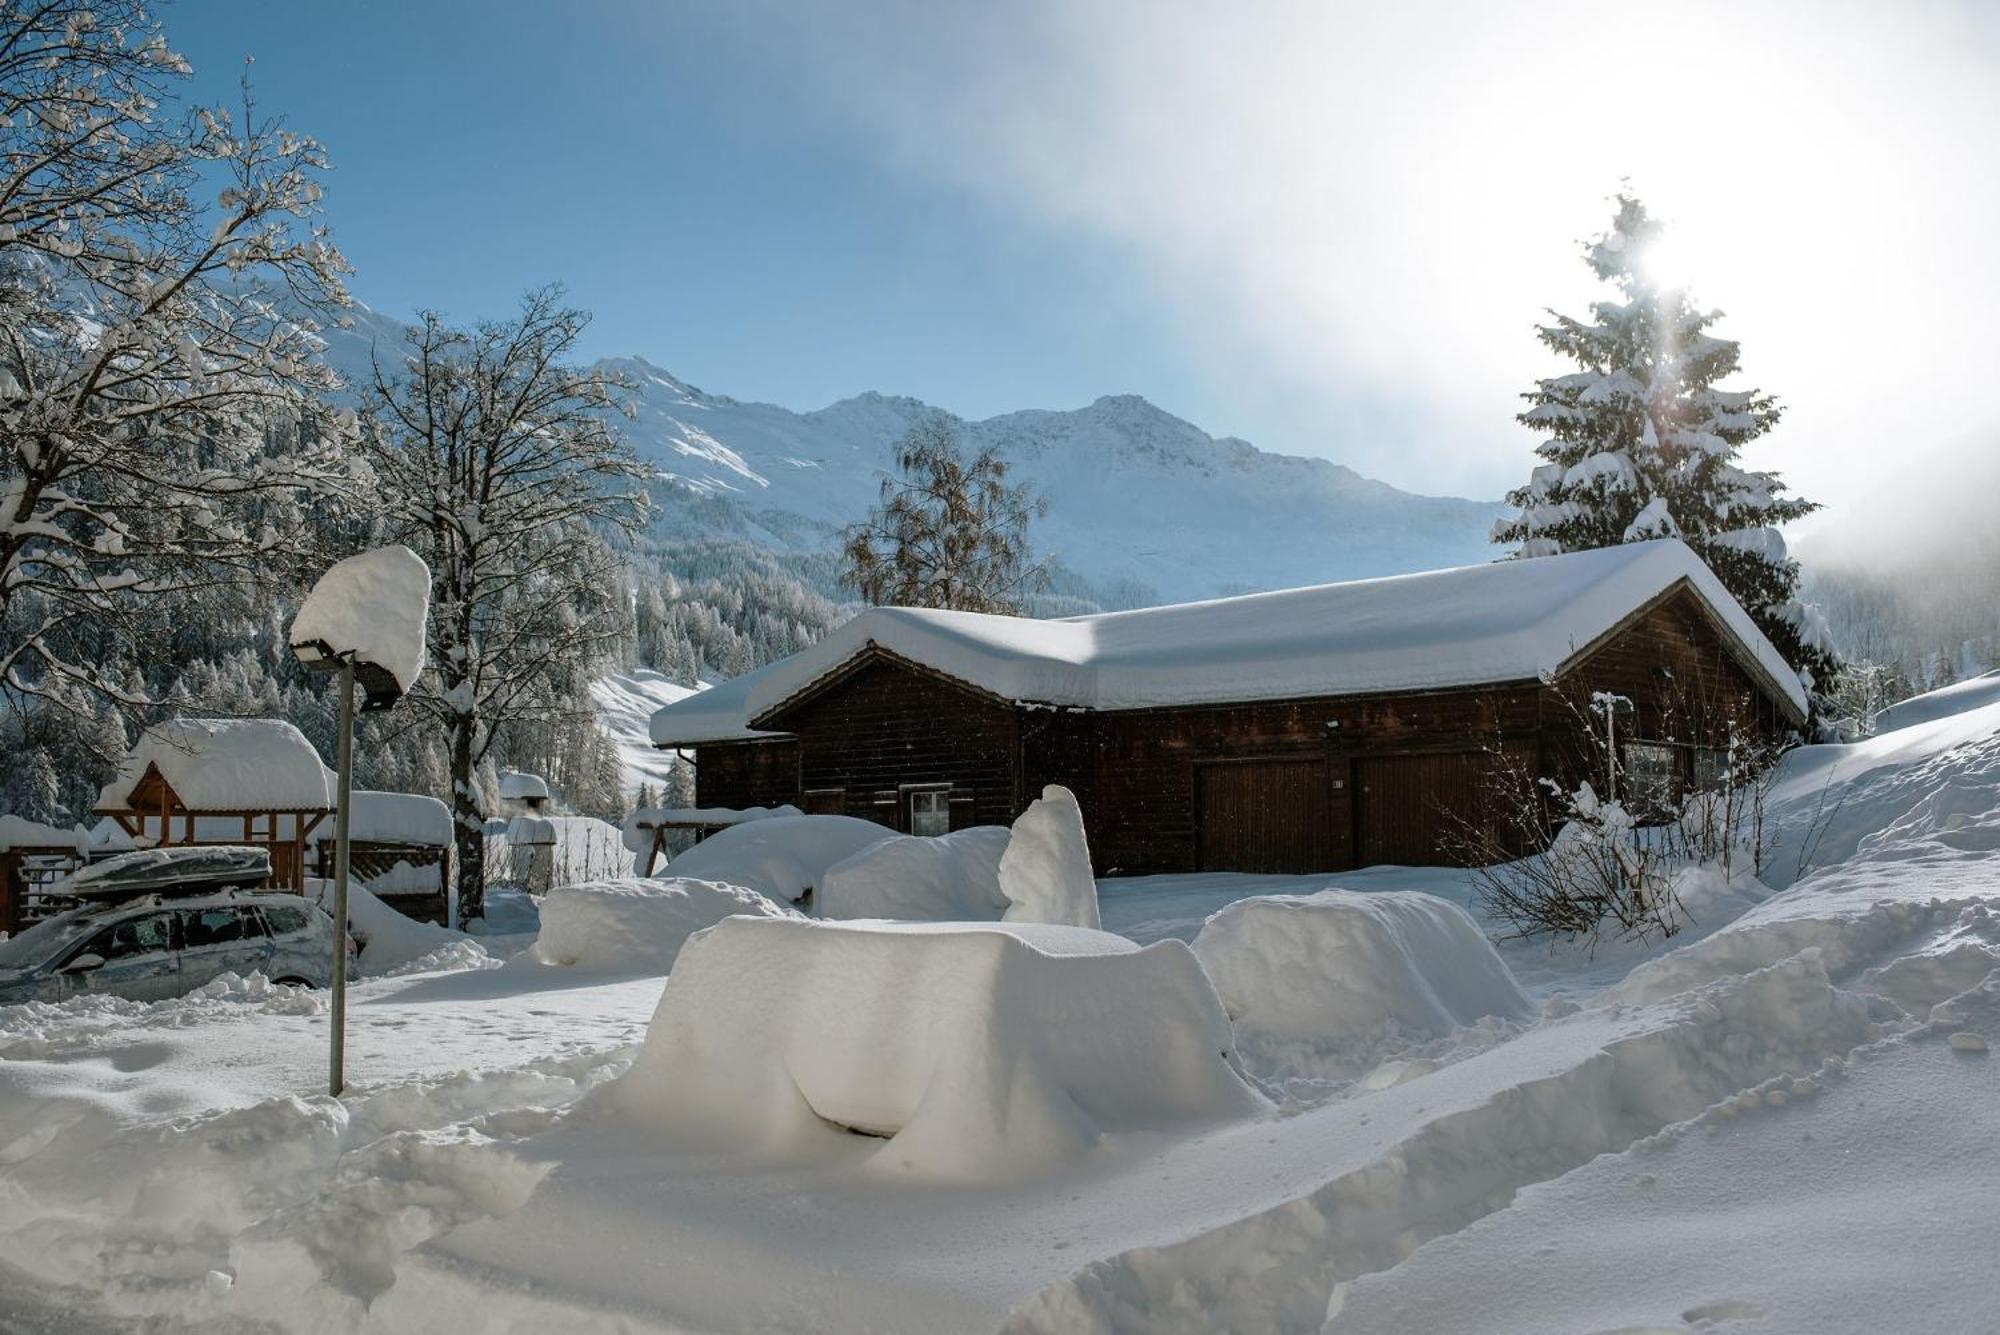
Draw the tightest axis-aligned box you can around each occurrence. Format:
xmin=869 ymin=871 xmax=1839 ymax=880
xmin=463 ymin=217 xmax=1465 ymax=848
xmin=662 ymin=815 xmax=893 ymax=906
xmin=818 ymin=826 xmax=1010 ymax=921
xmin=602 ymin=917 xmax=1267 ymax=1180
xmin=529 ymin=876 xmax=797 ymax=974
xmin=1193 ymin=890 xmax=1532 ymax=1074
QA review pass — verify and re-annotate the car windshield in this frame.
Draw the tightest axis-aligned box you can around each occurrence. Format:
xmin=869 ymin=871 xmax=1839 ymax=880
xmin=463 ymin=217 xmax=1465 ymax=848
xmin=0 ymin=912 xmax=86 ymax=970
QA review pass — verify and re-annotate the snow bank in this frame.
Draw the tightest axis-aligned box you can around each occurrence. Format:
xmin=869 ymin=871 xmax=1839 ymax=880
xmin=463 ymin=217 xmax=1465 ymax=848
xmin=529 ymin=876 xmax=797 ymax=973
xmin=306 ymin=878 xmax=479 ymax=974
xmin=662 ymin=814 xmax=893 ymax=906
xmin=603 ymin=917 xmax=1266 ymax=1180
xmin=819 ymin=826 xmax=1011 ymax=921
xmin=1193 ymin=890 xmax=1532 ymax=1074
xmin=288 ymin=544 xmax=430 ymax=696
xmin=1871 ymin=670 xmax=2000 ymax=734
xmin=1000 ymin=785 xmax=1100 ymax=929
xmin=100 ymin=718 xmax=333 ymax=812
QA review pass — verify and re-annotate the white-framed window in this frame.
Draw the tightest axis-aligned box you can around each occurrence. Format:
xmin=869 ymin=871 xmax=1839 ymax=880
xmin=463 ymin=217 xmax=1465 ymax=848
xmin=907 ymin=787 xmax=951 ymax=837
xmin=1623 ymin=742 xmax=1678 ymax=818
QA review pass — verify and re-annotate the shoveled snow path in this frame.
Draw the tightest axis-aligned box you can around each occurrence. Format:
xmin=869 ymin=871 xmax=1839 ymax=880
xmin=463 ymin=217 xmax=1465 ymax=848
xmin=377 ymin=953 xmax=1877 ymax=1335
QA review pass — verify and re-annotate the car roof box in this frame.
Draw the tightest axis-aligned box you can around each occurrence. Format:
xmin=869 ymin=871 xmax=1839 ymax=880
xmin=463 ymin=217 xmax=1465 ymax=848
xmin=61 ymin=846 xmax=273 ymax=901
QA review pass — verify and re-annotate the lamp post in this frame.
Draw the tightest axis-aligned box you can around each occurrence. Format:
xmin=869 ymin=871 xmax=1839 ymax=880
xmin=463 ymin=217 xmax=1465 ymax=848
xmin=289 ymin=544 xmax=431 ymax=1098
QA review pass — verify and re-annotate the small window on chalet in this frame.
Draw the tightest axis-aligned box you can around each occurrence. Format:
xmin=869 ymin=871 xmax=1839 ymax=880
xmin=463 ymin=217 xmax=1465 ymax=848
xmin=1692 ymin=747 xmax=1732 ymax=792
xmin=907 ymin=788 xmax=951 ymax=837
xmin=1623 ymin=742 xmax=1679 ymax=819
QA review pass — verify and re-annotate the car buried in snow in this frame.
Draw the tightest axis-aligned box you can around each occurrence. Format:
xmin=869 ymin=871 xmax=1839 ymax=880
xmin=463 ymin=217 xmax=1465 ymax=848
xmin=0 ymin=846 xmax=351 ymax=1005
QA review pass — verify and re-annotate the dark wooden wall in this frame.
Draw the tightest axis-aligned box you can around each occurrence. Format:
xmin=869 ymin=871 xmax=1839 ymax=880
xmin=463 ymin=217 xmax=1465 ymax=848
xmin=693 ymin=738 xmax=801 ymax=811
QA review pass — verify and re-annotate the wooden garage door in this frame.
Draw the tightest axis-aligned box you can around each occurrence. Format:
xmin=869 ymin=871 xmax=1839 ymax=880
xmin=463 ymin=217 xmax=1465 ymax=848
xmin=1353 ymin=750 xmax=1490 ymax=868
xmin=1196 ymin=759 xmax=1330 ymax=874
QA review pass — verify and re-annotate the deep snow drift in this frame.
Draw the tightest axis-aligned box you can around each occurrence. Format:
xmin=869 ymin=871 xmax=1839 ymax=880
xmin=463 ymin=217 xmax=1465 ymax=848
xmin=998 ymin=785 xmax=1101 ymax=929
xmin=528 ymin=876 xmax=796 ymax=973
xmin=660 ymin=813 xmax=892 ymax=906
xmin=596 ymin=916 xmax=1264 ymax=1181
xmin=818 ymin=826 xmax=1011 ymax=921
xmin=1193 ymin=889 xmax=1533 ymax=1078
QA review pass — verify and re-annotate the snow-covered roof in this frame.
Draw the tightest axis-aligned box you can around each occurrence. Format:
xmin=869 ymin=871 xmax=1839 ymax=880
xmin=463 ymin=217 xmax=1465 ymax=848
xmin=304 ymin=791 xmax=452 ymax=846
xmin=650 ymin=541 xmax=1806 ymax=745
xmin=98 ymin=719 xmax=335 ymax=813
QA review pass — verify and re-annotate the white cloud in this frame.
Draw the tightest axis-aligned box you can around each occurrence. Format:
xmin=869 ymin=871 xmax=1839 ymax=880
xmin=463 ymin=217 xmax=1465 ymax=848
xmin=711 ymin=1 xmax=2000 ymax=519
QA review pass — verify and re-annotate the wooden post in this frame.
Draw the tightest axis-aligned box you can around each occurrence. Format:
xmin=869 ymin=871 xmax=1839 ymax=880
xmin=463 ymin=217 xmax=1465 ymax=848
xmin=0 ymin=851 xmax=21 ymax=936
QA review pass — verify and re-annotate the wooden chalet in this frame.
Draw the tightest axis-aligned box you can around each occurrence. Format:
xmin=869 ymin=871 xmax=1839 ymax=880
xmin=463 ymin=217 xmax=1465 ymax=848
xmin=649 ymin=541 xmax=1809 ymax=877
xmin=95 ymin=719 xmax=334 ymax=890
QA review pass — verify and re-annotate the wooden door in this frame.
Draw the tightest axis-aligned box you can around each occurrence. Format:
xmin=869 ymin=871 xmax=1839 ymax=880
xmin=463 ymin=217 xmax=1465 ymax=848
xmin=1195 ymin=758 xmax=1330 ymax=874
xmin=1352 ymin=751 xmax=1489 ymax=868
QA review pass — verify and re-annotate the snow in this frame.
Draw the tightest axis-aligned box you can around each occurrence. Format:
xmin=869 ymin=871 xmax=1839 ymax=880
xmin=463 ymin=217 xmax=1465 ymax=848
xmin=11 ymin=652 xmax=2000 ymax=1332
xmin=1192 ymin=890 xmax=1533 ymax=1077
xmin=496 ymin=770 xmax=549 ymax=802
xmin=1871 ymin=669 xmax=2000 ymax=733
xmin=304 ymin=877 xmax=470 ymax=973
xmin=287 ymin=544 xmax=431 ymax=696
xmin=497 ymin=815 xmax=628 ymax=893
xmin=527 ymin=876 xmax=797 ymax=973
xmin=302 ymin=790 xmax=451 ymax=846
xmin=998 ymin=784 xmax=1101 ymax=928
xmin=622 ymin=803 xmax=800 ymax=855
xmin=589 ymin=669 xmax=701 ymax=794
xmin=596 ymin=916 xmax=1266 ymax=1181
xmin=660 ymin=813 xmax=894 ymax=906
xmin=650 ymin=540 xmax=1808 ymax=742
xmin=98 ymin=717 xmax=334 ymax=812
xmin=0 ymin=815 xmax=85 ymax=852
xmin=819 ymin=825 xmax=1011 ymax=921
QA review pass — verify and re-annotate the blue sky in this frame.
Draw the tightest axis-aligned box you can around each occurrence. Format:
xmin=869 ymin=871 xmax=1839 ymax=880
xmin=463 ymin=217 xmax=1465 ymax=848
xmin=168 ymin=4 xmax=1221 ymax=462
xmin=167 ymin=2 xmax=2000 ymax=520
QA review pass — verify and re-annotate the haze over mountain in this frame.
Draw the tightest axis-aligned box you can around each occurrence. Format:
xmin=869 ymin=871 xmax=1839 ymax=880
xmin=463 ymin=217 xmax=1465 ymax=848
xmin=326 ymin=303 xmax=1504 ymax=608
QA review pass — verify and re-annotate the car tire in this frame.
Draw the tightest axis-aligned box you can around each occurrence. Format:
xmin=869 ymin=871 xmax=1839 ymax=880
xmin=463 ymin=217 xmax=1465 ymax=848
xmin=272 ymin=976 xmax=318 ymax=989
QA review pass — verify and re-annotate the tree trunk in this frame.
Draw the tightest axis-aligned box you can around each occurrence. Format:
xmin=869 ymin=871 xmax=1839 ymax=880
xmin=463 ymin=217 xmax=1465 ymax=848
xmin=449 ymin=718 xmax=485 ymax=923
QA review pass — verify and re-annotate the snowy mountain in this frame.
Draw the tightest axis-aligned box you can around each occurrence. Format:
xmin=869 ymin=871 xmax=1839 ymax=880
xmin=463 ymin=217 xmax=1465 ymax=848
xmin=589 ymin=669 xmax=698 ymax=796
xmin=324 ymin=306 xmax=1504 ymax=605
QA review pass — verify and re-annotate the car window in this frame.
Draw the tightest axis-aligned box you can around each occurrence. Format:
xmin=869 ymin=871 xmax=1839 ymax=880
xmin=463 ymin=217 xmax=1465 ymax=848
xmin=264 ymin=905 xmax=310 ymax=936
xmin=83 ymin=913 xmax=175 ymax=962
xmin=182 ymin=906 xmax=254 ymax=949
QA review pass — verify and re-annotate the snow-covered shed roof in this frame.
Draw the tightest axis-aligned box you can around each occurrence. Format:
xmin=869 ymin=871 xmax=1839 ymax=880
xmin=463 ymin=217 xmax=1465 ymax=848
xmin=98 ymin=719 xmax=335 ymax=813
xmin=498 ymin=771 xmax=550 ymax=801
xmin=650 ymin=541 xmax=1807 ymax=745
xmin=304 ymin=791 xmax=452 ymax=846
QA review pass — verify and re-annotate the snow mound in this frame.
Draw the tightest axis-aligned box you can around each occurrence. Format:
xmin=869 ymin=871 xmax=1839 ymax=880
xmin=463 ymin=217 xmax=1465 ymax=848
xmin=306 ymin=878 xmax=479 ymax=974
xmin=1871 ymin=670 xmax=2000 ymax=734
xmin=603 ymin=917 xmax=1267 ymax=1180
xmin=288 ymin=544 xmax=430 ymax=696
xmin=1000 ymin=785 xmax=1100 ymax=929
xmin=662 ymin=814 xmax=893 ymax=906
xmin=819 ymin=826 xmax=1011 ymax=921
xmin=530 ymin=876 xmax=797 ymax=973
xmin=1193 ymin=890 xmax=1532 ymax=1073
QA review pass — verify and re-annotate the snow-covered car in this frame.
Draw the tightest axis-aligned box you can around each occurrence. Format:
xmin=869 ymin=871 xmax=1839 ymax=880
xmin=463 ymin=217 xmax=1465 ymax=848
xmin=0 ymin=850 xmax=349 ymax=1005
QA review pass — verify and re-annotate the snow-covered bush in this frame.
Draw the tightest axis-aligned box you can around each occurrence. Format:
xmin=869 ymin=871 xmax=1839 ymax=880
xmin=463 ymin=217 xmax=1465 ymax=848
xmin=999 ymin=785 xmax=1100 ymax=929
xmin=662 ymin=815 xmax=893 ymax=907
xmin=529 ymin=877 xmax=796 ymax=973
xmin=599 ymin=917 xmax=1266 ymax=1180
xmin=819 ymin=826 xmax=1011 ymax=921
xmin=1193 ymin=890 xmax=1531 ymax=1075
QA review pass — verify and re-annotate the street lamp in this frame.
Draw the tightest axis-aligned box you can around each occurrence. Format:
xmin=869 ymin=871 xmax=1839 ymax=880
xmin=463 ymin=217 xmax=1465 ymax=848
xmin=289 ymin=545 xmax=431 ymax=1097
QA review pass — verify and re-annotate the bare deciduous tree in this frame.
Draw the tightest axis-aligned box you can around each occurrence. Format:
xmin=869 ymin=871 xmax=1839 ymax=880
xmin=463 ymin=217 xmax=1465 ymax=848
xmin=0 ymin=1 xmax=351 ymax=727
xmin=842 ymin=414 xmax=1046 ymax=614
xmin=359 ymin=288 xmax=649 ymax=920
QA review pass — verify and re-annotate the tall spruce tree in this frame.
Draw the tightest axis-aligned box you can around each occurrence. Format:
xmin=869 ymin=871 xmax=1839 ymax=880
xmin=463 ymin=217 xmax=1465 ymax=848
xmin=1493 ymin=195 xmax=1836 ymax=696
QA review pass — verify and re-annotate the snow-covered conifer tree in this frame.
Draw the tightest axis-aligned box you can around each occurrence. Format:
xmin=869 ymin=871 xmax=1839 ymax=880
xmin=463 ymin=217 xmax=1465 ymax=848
xmin=1493 ymin=195 xmax=1836 ymax=694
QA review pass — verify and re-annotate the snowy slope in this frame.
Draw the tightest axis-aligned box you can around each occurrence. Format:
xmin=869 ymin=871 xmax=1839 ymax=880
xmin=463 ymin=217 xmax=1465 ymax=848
xmin=589 ymin=670 xmax=700 ymax=796
xmin=322 ymin=306 xmax=1502 ymax=604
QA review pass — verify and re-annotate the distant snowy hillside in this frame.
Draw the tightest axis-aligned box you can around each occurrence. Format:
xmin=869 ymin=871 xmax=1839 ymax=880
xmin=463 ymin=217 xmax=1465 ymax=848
xmin=323 ymin=305 xmax=1503 ymax=605
xmin=589 ymin=670 xmax=699 ymax=796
